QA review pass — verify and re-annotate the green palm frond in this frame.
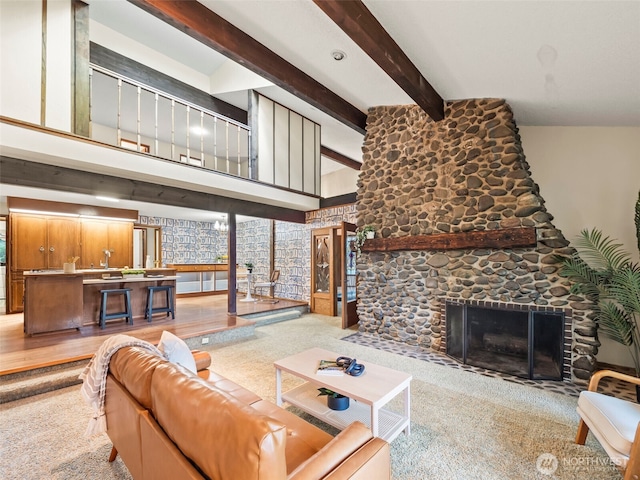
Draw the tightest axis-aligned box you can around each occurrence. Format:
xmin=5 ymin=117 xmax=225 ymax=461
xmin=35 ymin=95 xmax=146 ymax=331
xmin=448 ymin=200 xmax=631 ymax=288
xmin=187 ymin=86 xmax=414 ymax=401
xmin=609 ymin=265 xmax=640 ymax=316
xmin=574 ymin=228 xmax=631 ymax=272
xmin=558 ymin=254 xmax=605 ymax=300
xmin=598 ymin=301 xmax=635 ymax=346
xmin=559 ymin=221 xmax=640 ymax=376
xmin=635 ymin=190 xmax=640 ymax=254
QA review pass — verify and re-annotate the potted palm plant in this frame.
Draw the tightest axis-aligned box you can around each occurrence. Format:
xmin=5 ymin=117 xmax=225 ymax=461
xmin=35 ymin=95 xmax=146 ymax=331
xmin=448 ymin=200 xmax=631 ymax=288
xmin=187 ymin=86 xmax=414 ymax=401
xmin=558 ymin=192 xmax=640 ymax=399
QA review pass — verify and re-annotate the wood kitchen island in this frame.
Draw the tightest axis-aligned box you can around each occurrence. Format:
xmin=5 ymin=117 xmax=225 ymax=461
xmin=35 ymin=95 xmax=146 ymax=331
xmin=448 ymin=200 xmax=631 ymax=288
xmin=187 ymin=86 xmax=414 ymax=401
xmin=23 ymin=268 xmax=177 ymax=335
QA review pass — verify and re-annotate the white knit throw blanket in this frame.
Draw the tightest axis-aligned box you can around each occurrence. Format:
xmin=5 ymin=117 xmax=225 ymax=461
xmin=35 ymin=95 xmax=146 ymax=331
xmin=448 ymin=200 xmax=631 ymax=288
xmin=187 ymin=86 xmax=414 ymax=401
xmin=79 ymin=334 xmax=164 ymax=436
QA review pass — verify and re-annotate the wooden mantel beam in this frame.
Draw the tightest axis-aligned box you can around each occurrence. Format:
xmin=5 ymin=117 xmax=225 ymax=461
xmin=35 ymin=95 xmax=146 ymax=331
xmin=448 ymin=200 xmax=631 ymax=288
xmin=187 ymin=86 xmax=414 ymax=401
xmin=313 ymin=0 xmax=445 ymax=122
xmin=126 ymin=0 xmax=367 ymax=134
xmin=361 ymin=228 xmax=537 ymax=253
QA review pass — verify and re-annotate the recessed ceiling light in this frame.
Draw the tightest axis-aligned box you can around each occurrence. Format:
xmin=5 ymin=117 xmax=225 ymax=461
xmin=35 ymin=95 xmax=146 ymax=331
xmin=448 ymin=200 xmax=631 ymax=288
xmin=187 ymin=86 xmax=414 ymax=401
xmin=331 ymin=50 xmax=346 ymax=61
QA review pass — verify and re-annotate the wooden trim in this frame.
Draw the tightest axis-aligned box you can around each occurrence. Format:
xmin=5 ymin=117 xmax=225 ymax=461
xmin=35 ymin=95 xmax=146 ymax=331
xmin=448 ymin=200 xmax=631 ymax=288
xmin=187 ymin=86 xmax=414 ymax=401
xmin=8 ymin=197 xmax=138 ymax=220
xmin=321 ymin=146 xmax=361 ymax=171
xmin=176 ymin=291 xmax=226 ymax=298
xmin=126 ymin=0 xmax=366 ymax=134
xmin=0 ymin=156 xmax=307 ymax=223
xmin=312 ymin=0 xmax=444 ymax=122
xmin=319 ymin=193 xmax=356 ymax=209
xmin=361 ymin=228 xmax=537 ymax=253
xmin=41 ymin=0 xmax=47 ymax=126
xmin=73 ymin=0 xmax=90 ymax=137
xmin=228 ymin=213 xmax=237 ymax=314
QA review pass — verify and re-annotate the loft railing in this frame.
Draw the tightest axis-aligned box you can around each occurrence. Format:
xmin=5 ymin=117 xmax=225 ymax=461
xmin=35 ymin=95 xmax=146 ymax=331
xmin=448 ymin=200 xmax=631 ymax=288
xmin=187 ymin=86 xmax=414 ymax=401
xmin=89 ymin=66 xmax=251 ymax=179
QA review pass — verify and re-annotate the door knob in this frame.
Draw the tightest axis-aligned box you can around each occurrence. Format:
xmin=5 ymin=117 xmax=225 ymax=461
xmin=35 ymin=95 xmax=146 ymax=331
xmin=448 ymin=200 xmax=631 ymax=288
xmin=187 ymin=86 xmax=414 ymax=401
xmin=49 ymin=246 xmax=55 ymax=252
xmin=39 ymin=246 xmax=45 ymax=252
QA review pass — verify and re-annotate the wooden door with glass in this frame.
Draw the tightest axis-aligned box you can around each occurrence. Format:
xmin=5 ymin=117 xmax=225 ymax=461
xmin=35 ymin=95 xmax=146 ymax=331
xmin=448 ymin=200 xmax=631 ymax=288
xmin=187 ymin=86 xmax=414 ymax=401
xmin=310 ymin=227 xmax=338 ymax=316
xmin=341 ymin=222 xmax=358 ymax=328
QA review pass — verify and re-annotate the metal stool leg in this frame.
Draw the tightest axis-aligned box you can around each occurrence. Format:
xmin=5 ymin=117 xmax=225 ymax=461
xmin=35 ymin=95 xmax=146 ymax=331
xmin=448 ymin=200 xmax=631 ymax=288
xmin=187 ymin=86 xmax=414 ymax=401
xmin=99 ymin=291 xmax=107 ymax=329
xmin=124 ymin=290 xmax=133 ymax=325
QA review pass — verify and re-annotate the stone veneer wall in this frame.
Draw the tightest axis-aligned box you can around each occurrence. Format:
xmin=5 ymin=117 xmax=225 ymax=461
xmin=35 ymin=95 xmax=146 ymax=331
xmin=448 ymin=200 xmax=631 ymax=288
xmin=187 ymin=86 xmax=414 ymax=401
xmin=273 ymin=204 xmax=357 ymax=302
xmin=141 ymin=207 xmax=356 ymax=302
xmin=356 ymin=99 xmax=597 ymax=383
xmin=236 ymin=219 xmax=271 ymax=294
xmin=138 ymin=214 xmax=227 ymax=264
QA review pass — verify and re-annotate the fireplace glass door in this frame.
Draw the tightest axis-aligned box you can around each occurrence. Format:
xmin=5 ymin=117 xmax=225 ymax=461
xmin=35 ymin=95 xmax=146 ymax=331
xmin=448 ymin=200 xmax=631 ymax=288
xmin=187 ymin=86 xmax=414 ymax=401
xmin=446 ymin=302 xmax=564 ymax=380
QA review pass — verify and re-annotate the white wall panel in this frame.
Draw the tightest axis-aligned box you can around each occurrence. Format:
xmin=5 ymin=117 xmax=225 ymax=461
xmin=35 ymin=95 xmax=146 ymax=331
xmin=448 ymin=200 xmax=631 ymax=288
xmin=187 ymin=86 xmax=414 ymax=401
xmin=273 ymin=103 xmax=289 ymax=188
xmin=257 ymin=97 xmax=274 ymax=183
xmin=0 ymin=0 xmax=42 ymax=124
xmin=289 ymin=112 xmax=303 ymax=192
xmin=45 ymin=0 xmax=72 ymax=131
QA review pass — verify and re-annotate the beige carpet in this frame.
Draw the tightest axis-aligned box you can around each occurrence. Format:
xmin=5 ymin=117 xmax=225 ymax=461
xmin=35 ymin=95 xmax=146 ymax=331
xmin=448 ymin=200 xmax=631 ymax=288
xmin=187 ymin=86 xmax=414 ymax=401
xmin=0 ymin=314 xmax=622 ymax=479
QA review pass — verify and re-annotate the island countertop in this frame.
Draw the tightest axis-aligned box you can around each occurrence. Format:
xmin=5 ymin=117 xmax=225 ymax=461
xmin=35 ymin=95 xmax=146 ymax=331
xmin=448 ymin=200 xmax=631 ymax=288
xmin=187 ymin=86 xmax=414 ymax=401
xmin=83 ymin=275 xmax=179 ymax=284
xmin=23 ymin=268 xmax=178 ymax=334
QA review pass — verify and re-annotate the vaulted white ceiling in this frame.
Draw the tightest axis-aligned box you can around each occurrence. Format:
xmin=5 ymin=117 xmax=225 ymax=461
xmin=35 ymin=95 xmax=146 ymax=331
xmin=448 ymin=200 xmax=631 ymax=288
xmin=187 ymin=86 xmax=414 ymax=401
xmin=14 ymin=0 xmax=636 ymax=222
xmin=89 ymin=0 xmax=640 ymax=147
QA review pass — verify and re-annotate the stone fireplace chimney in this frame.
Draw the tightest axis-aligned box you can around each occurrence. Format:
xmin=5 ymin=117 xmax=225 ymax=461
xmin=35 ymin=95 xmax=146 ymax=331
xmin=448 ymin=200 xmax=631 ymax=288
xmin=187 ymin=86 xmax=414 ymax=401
xmin=356 ymin=99 xmax=597 ymax=384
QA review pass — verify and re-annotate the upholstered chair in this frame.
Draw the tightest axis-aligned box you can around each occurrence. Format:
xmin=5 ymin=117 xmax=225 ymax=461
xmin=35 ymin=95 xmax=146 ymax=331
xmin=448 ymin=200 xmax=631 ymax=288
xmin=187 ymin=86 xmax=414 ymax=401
xmin=575 ymin=370 xmax=640 ymax=480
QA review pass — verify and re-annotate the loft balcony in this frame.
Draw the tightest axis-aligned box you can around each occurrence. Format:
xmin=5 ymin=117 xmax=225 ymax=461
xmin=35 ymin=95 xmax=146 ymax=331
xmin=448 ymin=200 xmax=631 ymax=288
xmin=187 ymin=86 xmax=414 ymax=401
xmin=88 ymin=65 xmax=321 ymax=198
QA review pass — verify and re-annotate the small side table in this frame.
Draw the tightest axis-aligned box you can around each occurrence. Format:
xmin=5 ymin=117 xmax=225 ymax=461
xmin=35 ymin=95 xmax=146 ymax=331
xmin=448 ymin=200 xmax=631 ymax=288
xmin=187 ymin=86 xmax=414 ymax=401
xmin=239 ymin=272 xmax=256 ymax=302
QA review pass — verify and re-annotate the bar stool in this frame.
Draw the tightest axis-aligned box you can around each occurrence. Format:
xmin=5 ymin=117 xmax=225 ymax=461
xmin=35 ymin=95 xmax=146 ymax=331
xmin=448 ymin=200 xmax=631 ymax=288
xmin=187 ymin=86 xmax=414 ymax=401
xmin=145 ymin=285 xmax=175 ymax=321
xmin=99 ymin=288 xmax=133 ymax=329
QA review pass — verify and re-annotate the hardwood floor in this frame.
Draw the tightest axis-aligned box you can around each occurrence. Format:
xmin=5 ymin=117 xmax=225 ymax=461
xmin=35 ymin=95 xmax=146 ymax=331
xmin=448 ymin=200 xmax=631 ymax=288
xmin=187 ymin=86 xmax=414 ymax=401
xmin=0 ymin=295 xmax=308 ymax=375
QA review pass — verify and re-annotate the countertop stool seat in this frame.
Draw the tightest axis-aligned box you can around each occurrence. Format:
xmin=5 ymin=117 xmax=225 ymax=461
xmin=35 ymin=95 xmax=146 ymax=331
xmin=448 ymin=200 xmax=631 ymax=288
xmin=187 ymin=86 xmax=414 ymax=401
xmin=99 ymin=288 xmax=133 ymax=329
xmin=145 ymin=285 xmax=175 ymax=321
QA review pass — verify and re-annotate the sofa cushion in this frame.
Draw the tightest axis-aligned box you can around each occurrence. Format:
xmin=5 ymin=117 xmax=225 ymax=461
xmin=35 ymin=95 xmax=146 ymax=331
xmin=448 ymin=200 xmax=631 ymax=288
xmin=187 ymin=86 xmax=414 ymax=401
xmin=150 ymin=362 xmax=288 ymax=480
xmin=157 ymin=331 xmax=197 ymax=373
xmin=206 ymin=370 xmax=262 ymax=405
xmin=109 ymin=346 xmax=168 ymax=410
xmin=578 ymin=390 xmax=640 ymax=456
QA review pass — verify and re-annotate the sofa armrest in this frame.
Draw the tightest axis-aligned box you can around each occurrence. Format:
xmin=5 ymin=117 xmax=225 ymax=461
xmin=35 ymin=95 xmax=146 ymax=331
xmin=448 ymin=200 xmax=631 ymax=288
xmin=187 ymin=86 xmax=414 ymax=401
xmin=288 ymin=422 xmax=390 ymax=480
xmin=191 ymin=350 xmax=211 ymax=372
xmin=322 ymin=438 xmax=390 ymax=480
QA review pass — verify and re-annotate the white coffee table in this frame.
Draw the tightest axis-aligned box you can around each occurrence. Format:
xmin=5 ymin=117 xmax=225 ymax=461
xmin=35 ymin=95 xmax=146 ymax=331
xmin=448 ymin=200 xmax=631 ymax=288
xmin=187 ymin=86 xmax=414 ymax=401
xmin=274 ymin=347 xmax=412 ymax=442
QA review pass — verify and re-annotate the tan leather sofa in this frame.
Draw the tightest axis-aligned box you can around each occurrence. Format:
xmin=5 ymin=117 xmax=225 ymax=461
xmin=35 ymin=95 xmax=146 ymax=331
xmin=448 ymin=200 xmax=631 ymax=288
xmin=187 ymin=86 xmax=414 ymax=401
xmin=105 ymin=346 xmax=391 ymax=479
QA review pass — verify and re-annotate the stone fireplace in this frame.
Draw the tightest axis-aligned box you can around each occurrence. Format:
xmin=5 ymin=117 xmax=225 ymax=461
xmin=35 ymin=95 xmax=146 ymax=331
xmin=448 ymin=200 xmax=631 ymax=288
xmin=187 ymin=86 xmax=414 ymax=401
xmin=355 ymin=99 xmax=597 ymax=384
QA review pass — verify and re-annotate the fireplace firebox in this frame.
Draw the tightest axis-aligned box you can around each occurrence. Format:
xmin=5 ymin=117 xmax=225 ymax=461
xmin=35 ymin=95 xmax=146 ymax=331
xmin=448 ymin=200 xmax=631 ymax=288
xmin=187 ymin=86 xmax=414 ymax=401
xmin=446 ymin=301 xmax=565 ymax=380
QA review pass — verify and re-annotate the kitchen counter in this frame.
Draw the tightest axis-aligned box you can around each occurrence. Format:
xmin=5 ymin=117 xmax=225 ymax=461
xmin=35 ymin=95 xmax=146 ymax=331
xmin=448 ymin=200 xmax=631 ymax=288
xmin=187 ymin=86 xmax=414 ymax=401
xmin=23 ymin=268 xmax=178 ymax=334
xmin=82 ymin=275 xmax=179 ymax=284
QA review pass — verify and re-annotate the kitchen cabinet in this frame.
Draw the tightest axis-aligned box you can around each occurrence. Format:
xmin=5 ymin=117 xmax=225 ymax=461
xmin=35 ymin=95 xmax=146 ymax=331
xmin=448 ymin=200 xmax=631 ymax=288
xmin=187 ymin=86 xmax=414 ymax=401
xmin=9 ymin=214 xmax=82 ymax=313
xmin=11 ymin=214 xmax=81 ymax=270
xmin=80 ymin=219 xmax=133 ymax=269
xmin=108 ymin=222 xmax=133 ymax=268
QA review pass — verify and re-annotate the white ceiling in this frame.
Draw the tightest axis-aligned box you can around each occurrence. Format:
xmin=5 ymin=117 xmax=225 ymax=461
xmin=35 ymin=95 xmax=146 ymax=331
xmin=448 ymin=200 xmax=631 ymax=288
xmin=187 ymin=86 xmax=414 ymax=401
xmin=92 ymin=0 xmax=640 ymax=130
xmin=10 ymin=0 xmax=639 ymax=223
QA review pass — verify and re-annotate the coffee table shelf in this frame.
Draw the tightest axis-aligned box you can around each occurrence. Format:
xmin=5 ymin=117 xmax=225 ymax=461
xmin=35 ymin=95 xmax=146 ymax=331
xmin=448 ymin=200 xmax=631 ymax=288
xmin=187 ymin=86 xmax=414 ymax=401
xmin=282 ymin=382 xmax=407 ymax=442
xmin=275 ymin=347 xmax=411 ymax=443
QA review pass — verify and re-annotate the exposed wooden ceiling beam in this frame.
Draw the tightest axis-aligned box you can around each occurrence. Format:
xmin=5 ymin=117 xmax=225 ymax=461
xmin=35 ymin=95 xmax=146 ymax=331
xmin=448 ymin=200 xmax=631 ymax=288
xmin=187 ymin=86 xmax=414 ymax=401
xmin=126 ymin=0 xmax=367 ymax=134
xmin=321 ymin=145 xmax=361 ymax=171
xmin=0 ymin=156 xmax=306 ymax=224
xmin=313 ymin=0 xmax=445 ymax=122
